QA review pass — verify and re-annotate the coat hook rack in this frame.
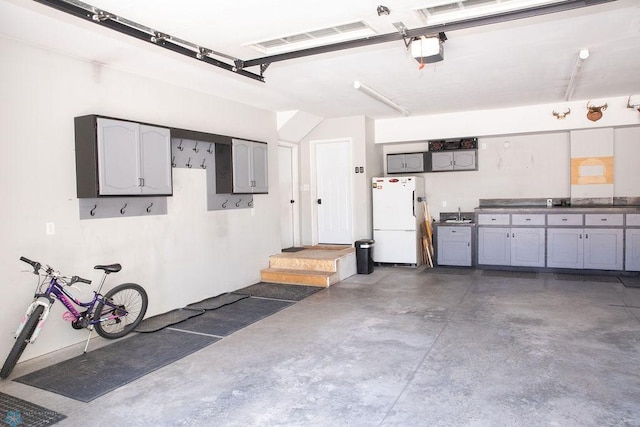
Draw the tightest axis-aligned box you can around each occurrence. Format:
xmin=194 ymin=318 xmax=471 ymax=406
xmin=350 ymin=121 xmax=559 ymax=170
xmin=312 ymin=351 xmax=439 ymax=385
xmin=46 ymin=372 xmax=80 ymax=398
xmin=201 ymin=159 xmax=207 ymax=169
xmin=222 ymin=200 xmax=228 ymax=208
xmin=177 ymin=140 xmax=184 ymax=151
xmin=120 ymin=203 xmax=128 ymax=215
xmin=193 ymin=141 xmax=199 ymax=153
xmin=186 ymin=157 xmax=192 ymax=168
xmin=146 ymin=202 xmax=154 ymax=213
xmin=207 ymin=143 xmax=213 ymax=154
xmin=90 ymin=204 xmax=97 ymax=216
xmin=235 ymin=198 xmax=242 ymax=207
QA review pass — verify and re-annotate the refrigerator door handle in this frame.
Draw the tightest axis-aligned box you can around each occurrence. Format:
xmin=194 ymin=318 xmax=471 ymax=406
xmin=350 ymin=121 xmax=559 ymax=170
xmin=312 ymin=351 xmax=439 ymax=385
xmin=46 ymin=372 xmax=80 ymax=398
xmin=412 ymin=191 xmax=415 ymax=217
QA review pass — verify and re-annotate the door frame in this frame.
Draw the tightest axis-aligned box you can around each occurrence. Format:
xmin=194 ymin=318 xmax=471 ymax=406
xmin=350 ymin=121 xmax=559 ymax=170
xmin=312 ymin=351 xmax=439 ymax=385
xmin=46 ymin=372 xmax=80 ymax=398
xmin=278 ymin=141 xmax=300 ymax=248
xmin=310 ymin=138 xmax=353 ymax=245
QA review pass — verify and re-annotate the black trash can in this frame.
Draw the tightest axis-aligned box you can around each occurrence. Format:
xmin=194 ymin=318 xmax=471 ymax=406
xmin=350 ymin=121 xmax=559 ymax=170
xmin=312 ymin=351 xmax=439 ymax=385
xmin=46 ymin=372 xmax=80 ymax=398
xmin=355 ymin=239 xmax=375 ymax=274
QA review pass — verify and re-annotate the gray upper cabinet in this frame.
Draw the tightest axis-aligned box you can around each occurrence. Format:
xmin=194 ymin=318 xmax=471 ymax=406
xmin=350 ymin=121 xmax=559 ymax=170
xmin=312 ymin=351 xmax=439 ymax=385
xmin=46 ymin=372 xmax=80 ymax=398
xmin=387 ymin=153 xmax=427 ymax=174
xmin=215 ymin=138 xmax=268 ymax=194
xmin=430 ymin=150 xmax=477 ymax=172
xmin=75 ymin=115 xmax=172 ymax=198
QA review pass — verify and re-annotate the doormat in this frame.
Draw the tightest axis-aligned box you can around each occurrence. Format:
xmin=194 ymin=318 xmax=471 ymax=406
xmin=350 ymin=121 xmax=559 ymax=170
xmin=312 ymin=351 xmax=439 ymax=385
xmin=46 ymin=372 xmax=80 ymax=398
xmin=14 ymin=329 xmax=218 ymax=402
xmin=135 ymin=308 xmax=205 ymax=333
xmin=172 ymin=297 xmax=293 ymax=337
xmin=554 ymin=273 xmax=621 ymax=283
xmin=186 ymin=292 xmax=249 ymax=310
xmin=619 ymin=276 xmax=640 ymax=288
xmin=0 ymin=391 xmax=66 ymax=426
xmin=282 ymin=247 xmax=306 ymax=253
xmin=482 ymin=270 xmax=539 ymax=279
xmin=424 ymin=267 xmax=475 ymax=276
xmin=236 ymin=282 xmax=323 ymax=301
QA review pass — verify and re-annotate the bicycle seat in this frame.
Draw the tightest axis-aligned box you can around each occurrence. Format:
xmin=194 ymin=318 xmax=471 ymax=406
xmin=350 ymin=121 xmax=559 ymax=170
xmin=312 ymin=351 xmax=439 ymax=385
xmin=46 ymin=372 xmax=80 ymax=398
xmin=94 ymin=264 xmax=122 ymax=274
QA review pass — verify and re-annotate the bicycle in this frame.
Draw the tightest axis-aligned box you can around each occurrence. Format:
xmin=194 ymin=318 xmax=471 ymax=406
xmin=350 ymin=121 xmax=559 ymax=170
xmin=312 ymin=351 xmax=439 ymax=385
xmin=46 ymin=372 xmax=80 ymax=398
xmin=0 ymin=256 xmax=148 ymax=379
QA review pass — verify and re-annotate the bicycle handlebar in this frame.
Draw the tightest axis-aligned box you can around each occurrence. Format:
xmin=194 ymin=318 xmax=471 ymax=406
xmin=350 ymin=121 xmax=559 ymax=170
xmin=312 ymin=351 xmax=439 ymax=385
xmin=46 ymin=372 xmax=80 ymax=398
xmin=19 ymin=256 xmax=92 ymax=285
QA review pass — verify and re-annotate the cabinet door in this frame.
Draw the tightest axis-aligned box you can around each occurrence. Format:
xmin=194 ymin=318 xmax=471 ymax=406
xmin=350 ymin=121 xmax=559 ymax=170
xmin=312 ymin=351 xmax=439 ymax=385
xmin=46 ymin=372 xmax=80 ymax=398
xmin=583 ymin=228 xmax=623 ymax=270
xmin=387 ymin=154 xmax=406 ymax=174
xmin=511 ymin=228 xmax=545 ymax=267
xmin=547 ymin=228 xmax=583 ymax=269
xmin=97 ymin=118 xmax=141 ymax=195
xmin=626 ymin=229 xmax=640 ymax=271
xmin=478 ymin=227 xmax=510 ymax=265
xmin=403 ymin=153 xmax=425 ymax=173
xmin=453 ymin=150 xmax=476 ymax=170
xmin=437 ymin=226 xmax=471 ymax=266
xmin=139 ymin=125 xmax=172 ymax=195
xmin=232 ymin=140 xmax=253 ymax=193
xmin=251 ymin=142 xmax=269 ymax=193
xmin=430 ymin=152 xmax=453 ymax=171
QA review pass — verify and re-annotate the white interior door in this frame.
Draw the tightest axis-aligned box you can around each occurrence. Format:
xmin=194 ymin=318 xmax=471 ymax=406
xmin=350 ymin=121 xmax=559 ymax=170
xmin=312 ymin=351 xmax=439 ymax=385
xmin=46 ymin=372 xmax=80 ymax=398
xmin=315 ymin=139 xmax=352 ymax=245
xmin=278 ymin=144 xmax=297 ymax=248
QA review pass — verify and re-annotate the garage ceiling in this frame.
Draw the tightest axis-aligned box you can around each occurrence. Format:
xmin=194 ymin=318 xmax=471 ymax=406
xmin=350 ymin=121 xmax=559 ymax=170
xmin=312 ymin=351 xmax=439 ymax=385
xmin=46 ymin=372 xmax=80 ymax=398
xmin=1 ymin=0 xmax=639 ymax=119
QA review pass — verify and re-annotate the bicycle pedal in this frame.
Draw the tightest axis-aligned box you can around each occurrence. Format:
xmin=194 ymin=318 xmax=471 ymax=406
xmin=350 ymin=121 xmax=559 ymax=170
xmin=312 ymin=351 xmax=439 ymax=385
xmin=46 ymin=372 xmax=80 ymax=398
xmin=62 ymin=311 xmax=75 ymax=322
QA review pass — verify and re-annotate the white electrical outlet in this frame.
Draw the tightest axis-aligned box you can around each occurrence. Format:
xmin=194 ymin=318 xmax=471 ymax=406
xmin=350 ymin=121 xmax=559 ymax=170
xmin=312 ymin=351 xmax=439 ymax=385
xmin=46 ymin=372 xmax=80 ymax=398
xmin=46 ymin=222 xmax=55 ymax=235
xmin=442 ymin=200 xmax=447 ymax=208
xmin=481 ymin=143 xmax=487 ymax=150
xmin=547 ymin=199 xmax=553 ymax=207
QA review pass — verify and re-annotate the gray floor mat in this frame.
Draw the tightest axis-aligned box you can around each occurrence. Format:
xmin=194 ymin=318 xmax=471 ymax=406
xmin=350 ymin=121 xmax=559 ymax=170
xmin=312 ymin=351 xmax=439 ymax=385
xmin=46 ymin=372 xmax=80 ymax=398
xmin=425 ymin=267 xmax=476 ymax=275
xmin=482 ymin=270 xmax=539 ymax=279
xmin=186 ymin=292 xmax=249 ymax=310
xmin=236 ymin=282 xmax=322 ymax=301
xmin=554 ymin=273 xmax=621 ymax=283
xmin=15 ymin=329 xmax=218 ymax=402
xmin=618 ymin=276 xmax=640 ymax=288
xmin=0 ymin=391 xmax=66 ymax=426
xmin=135 ymin=308 xmax=204 ymax=333
xmin=172 ymin=297 xmax=293 ymax=337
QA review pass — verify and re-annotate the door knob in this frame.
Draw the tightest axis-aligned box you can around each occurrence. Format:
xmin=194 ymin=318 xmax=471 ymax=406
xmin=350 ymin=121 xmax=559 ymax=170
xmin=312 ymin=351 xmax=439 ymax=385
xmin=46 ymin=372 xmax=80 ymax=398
xmin=290 ymin=200 xmax=295 ymax=204
xmin=317 ymin=199 xmax=322 ymax=204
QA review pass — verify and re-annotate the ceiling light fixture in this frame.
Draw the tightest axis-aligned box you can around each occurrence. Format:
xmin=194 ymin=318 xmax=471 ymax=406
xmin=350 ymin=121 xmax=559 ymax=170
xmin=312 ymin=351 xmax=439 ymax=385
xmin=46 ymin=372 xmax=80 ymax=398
xmin=564 ymin=48 xmax=589 ymax=101
xmin=353 ymin=81 xmax=410 ymax=116
xmin=377 ymin=5 xmax=391 ymax=16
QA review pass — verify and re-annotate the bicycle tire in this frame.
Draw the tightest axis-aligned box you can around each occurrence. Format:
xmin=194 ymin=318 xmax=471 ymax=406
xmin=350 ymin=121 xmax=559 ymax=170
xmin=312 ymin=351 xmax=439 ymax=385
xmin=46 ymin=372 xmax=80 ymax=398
xmin=94 ymin=283 xmax=148 ymax=339
xmin=1 ymin=305 xmax=44 ymax=379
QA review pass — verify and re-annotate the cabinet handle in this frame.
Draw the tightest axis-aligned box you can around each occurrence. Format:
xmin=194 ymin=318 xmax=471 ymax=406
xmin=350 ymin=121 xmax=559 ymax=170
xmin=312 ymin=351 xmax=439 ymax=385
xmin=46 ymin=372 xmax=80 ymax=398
xmin=512 ymin=233 xmax=515 ymax=238
xmin=138 ymin=178 xmax=144 ymax=187
xmin=585 ymin=234 xmax=589 ymax=239
xmin=579 ymin=234 xmax=582 ymax=239
xmin=562 ymin=218 xmax=568 ymax=221
xmin=601 ymin=218 xmax=607 ymax=221
xmin=525 ymin=218 xmax=531 ymax=221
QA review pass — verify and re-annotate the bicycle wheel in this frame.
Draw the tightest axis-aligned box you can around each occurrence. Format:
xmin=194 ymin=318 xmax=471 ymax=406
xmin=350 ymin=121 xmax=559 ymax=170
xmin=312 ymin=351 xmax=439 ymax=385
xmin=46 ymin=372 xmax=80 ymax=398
xmin=94 ymin=283 xmax=148 ymax=339
xmin=1 ymin=305 xmax=44 ymax=379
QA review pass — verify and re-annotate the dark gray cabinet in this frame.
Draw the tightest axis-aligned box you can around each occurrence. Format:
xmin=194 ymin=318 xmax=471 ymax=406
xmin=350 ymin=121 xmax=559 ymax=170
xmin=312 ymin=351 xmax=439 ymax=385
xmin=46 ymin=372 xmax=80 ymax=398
xmin=387 ymin=152 xmax=428 ymax=174
xmin=215 ymin=138 xmax=268 ymax=194
xmin=75 ymin=115 xmax=172 ymax=198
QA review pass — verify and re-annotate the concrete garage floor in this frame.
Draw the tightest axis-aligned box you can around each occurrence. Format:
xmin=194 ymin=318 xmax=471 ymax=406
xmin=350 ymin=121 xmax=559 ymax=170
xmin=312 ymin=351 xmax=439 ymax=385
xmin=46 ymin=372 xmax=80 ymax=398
xmin=2 ymin=266 xmax=640 ymax=426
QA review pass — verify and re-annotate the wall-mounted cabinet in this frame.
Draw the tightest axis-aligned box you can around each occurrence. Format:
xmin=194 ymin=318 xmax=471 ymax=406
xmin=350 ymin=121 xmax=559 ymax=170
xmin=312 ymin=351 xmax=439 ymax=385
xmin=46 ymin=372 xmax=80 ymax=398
xmin=429 ymin=150 xmax=477 ymax=172
xmin=387 ymin=152 xmax=428 ymax=174
xmin=75 ymin=115 xmax=172 ymax=198
xmin=215 ymin=138 xmax=268 ymax=194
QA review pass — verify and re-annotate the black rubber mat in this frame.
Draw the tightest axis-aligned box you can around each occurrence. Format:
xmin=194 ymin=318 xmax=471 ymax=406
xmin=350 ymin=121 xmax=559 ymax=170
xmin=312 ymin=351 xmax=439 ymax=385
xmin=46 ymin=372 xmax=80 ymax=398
xmin=236 ymin=282 xmax=322 ymax=301
xmin=15 ymin=329 xmax=218 ymax=402
xmin=618 ymin=276 xmax=640 ymax=288
xmin=186 ymin=292 xmax=249 ymax=310
xmin=172 ymin=297 xmax=293 ymax=337
xmin=482 ymin=270 xmax=539 ymax=279
xmin=135 ymin=308 xmax=204 ymax=333
xmin=554 ymin=273 xmax=621 ymax=283
xmin=425 ymin=267 xmax=475 ymax=275
xmin=282 ymin=247 xmax=306 ymax=252
xmin=0 ymin=391 xmax=66 ymax=426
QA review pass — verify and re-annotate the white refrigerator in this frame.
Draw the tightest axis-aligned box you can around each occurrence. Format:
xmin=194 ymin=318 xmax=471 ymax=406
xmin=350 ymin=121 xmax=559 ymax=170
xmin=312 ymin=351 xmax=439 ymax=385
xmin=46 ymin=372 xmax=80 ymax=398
xmin=372 ymin=176 xmax=425 ymax=265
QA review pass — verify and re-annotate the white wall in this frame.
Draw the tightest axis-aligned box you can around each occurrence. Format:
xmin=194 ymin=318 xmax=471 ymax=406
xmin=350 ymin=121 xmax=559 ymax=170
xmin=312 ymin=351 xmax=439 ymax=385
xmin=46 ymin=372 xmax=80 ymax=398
xmin=0 ymin=37 xmax=280 ymax=361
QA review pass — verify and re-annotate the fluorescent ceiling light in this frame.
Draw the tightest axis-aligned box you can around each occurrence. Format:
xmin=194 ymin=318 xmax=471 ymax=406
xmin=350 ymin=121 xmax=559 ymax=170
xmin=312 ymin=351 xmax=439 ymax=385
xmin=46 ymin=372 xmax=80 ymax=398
xmin=564 ymin=48 xmax=589 ymax=101
xmin=354 ymin=81 xmax=410 ymax=116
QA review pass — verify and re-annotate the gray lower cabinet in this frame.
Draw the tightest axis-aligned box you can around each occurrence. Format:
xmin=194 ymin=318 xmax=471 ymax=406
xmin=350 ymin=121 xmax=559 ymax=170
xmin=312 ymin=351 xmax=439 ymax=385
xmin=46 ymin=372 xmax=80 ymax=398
xmin=478 ymin=227 xmax=510 ymax=265
xmin=387 ymin=152 xmax=427 ymax=174
xmin=437 ymin=226 xmax=472 ymax=266
xmin=547 ymin=228 xmax=623 ymax=270
xmin=75 ymin=115 xmax=172 ymax=197
xmin=478 ymin=227 xmax=545 ymax=266
xmin=430 ymin=150 xmax=477 ymax=172
xmin=626 ymin=229 xmax=640 ymax=271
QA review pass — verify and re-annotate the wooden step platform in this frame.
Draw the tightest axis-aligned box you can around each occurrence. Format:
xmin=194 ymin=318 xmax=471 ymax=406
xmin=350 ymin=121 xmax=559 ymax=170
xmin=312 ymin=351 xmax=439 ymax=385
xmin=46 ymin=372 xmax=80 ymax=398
xmin=260 ymin=245 xmax=356 ymax=287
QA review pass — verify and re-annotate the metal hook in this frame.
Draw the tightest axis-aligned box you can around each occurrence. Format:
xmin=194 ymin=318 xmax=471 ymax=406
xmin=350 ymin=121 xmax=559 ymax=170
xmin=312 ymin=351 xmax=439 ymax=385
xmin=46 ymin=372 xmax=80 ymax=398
xmin=193 ymin=141 xmax=199 ymax=153
xmin=90 ymin=204 xmax=97 ymax=217
xmin=120 ymin=203 xmax=128 ymax=215
xmin=207 ymin=143 xmax=213 ymax=154
xmin=222 ymin=200 xmax=228 ymax=209
xmin=186 ymin=157 xmax=192 ymax=168
xmin=200 ymin=158 xmax=207 ymax=169
xmin=236 ymin=198 xmax=242 ymax=207
xmin=171 ymin=155 xmax=176 ymax=168
xmin=146 ymin=202 xmax=154 ymax=213
xmin=177 ymin=140 xmax=184 ymax=151
xmin=248 ymin=200 xmax=253 ymax=207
